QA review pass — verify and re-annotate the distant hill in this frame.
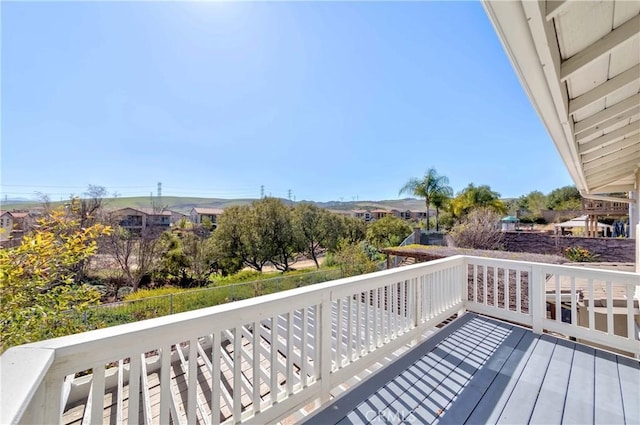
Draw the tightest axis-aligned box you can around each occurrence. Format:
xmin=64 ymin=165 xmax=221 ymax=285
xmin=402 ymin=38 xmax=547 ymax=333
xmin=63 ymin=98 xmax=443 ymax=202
xmin=1 ymin=196 xmax=430 ymax=214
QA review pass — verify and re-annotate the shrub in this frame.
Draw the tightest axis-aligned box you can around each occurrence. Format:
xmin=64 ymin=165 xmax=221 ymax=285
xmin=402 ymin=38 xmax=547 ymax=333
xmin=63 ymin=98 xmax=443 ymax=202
xmin=449 ymin=208 xmax=504 ymax=250
xmin=564 ymin=246 xmax=598 ymax=262
xmin=212 ymin=269 xmax=264 ymax=286
xmin=124 ymin=287 xmax=186 ymax=301
xmin=334 ymin=241 xmax=377 ymax=277
xmin=324 ymin=252 xmax=336 ymax=267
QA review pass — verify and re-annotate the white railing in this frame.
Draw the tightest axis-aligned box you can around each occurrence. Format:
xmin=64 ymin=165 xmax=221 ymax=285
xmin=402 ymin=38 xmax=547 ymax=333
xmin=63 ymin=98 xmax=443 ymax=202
xmin=2 ymin=255 xmax=638 ymax=424
xmin=465 ymin=257 xmax=640 ymax=355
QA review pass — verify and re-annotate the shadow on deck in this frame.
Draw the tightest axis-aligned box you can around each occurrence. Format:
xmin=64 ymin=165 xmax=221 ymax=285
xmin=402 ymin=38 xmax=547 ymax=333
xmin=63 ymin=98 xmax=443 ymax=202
xmin=302 ymin=314 xmax=639 ymax=425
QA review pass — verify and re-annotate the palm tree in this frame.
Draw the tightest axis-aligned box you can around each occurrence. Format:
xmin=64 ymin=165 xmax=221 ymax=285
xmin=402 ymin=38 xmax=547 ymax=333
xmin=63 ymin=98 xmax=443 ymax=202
xmin=399 ymin=168 xmax=453 ymax=232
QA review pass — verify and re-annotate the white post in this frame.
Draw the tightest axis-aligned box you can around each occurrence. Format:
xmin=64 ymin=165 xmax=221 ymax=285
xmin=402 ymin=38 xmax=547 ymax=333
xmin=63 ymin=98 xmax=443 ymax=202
xmin=458 ymin=264 xmax=467 ymax=317
xmin=530 ymin=265 xmax=545 ymax=334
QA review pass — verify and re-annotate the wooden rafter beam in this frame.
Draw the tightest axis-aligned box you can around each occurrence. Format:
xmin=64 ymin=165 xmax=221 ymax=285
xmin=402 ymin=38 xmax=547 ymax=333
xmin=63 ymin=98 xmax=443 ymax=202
xmin=587 ymin=173 xmax=638 ymax=192
xmin=589 ymin=182 xmax=636 ymax=193
xmin=569 ymin=65 xmax=640 ymax=116
xmin=588 ymin=173 xmax=637 ymax=192
xmin=574 ymin=94 xmax=640 ymax=136
xmin=583 ymin=145 xmax=640 ymax=171
xmin=575 ymin=106 xmax=640 ymax=142
xmin=581 ymin=134 xmax=640 ymax=163
xmin=586 ymin=159 xmax=640 ymax=186
xmin=578 ymin=122 xmax=640 ymax=154
xmin=545 ymin=1 xmax=570 ymax=22
xmin=560 ymin=14 xmax=640 ymax=82
xmin=584 ymin=154 xmax=640 ymax=175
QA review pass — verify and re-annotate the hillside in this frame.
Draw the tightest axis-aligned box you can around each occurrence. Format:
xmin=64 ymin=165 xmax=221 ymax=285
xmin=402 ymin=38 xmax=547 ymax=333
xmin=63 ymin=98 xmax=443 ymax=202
xmin=1 ymin=196 xmax=428 ymax=214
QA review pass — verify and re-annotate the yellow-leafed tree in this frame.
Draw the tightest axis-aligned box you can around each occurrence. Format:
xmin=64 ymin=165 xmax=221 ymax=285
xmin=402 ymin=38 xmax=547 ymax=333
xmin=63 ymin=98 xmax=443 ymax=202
xmin=0 ymin=202 xmax=110 ymax=352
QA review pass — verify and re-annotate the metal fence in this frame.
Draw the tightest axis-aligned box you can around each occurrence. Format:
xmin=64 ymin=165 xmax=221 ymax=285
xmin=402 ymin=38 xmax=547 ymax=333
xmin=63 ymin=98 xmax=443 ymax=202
xmin=71 ymin=268 xmax=343 ymax=330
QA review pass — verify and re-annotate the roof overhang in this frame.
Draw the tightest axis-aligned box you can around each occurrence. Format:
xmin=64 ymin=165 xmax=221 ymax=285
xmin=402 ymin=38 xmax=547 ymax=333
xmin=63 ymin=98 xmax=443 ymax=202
xmin=482 ymin=0 xmax=639 ymax=201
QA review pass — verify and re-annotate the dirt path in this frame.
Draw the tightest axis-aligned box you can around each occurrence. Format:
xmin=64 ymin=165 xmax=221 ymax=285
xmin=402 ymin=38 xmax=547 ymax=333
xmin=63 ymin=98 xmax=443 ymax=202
xmin=258 ymin=256 xmax=326 ymax=273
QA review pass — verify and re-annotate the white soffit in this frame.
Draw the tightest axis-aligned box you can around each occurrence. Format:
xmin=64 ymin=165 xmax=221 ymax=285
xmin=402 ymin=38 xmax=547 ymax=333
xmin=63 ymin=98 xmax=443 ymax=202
xmin=483 ymin=0 xmax=640 ymax=198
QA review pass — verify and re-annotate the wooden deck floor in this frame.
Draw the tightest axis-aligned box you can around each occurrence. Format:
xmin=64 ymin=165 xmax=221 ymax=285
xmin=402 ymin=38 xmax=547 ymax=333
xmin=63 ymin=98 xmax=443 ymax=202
xmin=302 ymin=313 xmax=640 ymax=425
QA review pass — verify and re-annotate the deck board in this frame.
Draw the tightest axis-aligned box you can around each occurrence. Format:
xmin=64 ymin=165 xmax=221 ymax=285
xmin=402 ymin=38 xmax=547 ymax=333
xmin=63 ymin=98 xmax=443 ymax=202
xmin=594 ymin=350 xmax=625 ymax=424
xmin=303 ymin=313 xmax=639 ymax=425
xmin=561 ymin=343 xmax=595 ymax=424
xmin=410 ymin=322 xmax=509 ymax=424
xmin=529 ymin=337 xmax=574 ymax=424
xmin=496 ymin=334 xmax=556 ymax=424
xmin=617 ymin=355 xmax=640 ymax=422
xmin=437 ymin=325 xmax=527 ymax=425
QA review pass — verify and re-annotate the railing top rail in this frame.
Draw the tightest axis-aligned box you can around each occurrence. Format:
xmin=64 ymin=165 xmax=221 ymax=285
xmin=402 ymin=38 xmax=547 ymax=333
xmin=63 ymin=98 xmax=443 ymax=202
xmin=0 ymin=347 xmax=55 ymax=424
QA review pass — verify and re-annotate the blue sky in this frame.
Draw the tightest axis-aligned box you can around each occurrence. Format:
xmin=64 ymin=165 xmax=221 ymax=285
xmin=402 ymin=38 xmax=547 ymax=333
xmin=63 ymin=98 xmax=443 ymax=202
xmin=1 ymin=1 xmax=573 ymax=202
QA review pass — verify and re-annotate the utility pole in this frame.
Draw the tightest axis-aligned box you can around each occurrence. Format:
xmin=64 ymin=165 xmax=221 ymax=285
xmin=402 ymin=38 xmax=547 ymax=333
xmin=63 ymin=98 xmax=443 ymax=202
xmin=157 ymin=182 xmax=162 ymax=199
xmin=260 ymin=185 xmax=264 ymax=198
xmin=288 ymin=189 xmax=292 ymax=201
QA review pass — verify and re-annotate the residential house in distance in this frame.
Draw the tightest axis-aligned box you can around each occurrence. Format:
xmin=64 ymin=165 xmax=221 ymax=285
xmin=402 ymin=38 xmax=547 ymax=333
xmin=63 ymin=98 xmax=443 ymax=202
xmin=351 ymin=208 xmax=428 ymax=222
xmin=370 ymin=209 xmax=389 ymax=220
xmin=189 ymin=207 xmax=224 ymax=229
xmin=167 ymin=210 xmax=188 ymax=226
xmin=0 ymin=210 xmax=41 ymax=244
xmin=111 ymin=207 xmax=171 ymax=234
xmin=410 ymin=210 xmax=428 ymax=220
xmin=146 ymin=209 xmax=171 ymax=230
xmin=351 ymin=209 xmax=372 ymax=221
xmin=0 ymin=211 xmax=14 ymax=242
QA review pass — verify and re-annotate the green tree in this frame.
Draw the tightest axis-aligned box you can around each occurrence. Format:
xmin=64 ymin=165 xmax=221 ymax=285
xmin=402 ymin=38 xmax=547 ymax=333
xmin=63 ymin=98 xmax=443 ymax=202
xmin=366 ymin=215 xmax=412 ymax=249
xmin=0 ymin=206 xmax=111 ymax=351
xmin=449 ymin=184 xmax=507 ymax=219
xmin=253 ymin=198 xmax=298 ymax=272
xmin=340 ymin=216 xmax=367 ymax=245
xmin=334 ymin=241 xmax=378 ymax=277
xmin=517 ymin=190 xmax=547 ymax=221
xmin=399 ymin=168 xmax=453 ymax=232
xmin=213 ymin=199 xmax=298 ymax=273
xmin=159 ymin=228 xmax=216 ymax=287
xmin=322 ymin=213 xmax=348 ymax=252
xmin=546 ymin=185 xmax=581 ymax=210
xmin=212 ymin=205 xmax=256 ymax=273
xmin=292 ymin=203 xmax=341 ymax=268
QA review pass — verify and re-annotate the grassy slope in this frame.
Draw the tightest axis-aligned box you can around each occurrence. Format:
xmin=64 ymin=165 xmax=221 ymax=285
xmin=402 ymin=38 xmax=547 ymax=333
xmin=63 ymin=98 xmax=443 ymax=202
xmin=1 ymin=196 xmax=427 ymax=213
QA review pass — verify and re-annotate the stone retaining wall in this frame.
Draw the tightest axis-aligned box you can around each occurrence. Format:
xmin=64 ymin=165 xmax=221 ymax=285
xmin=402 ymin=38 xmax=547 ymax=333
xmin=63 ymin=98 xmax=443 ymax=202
xmin=502 ymin=232 xmax=635 ymax=262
